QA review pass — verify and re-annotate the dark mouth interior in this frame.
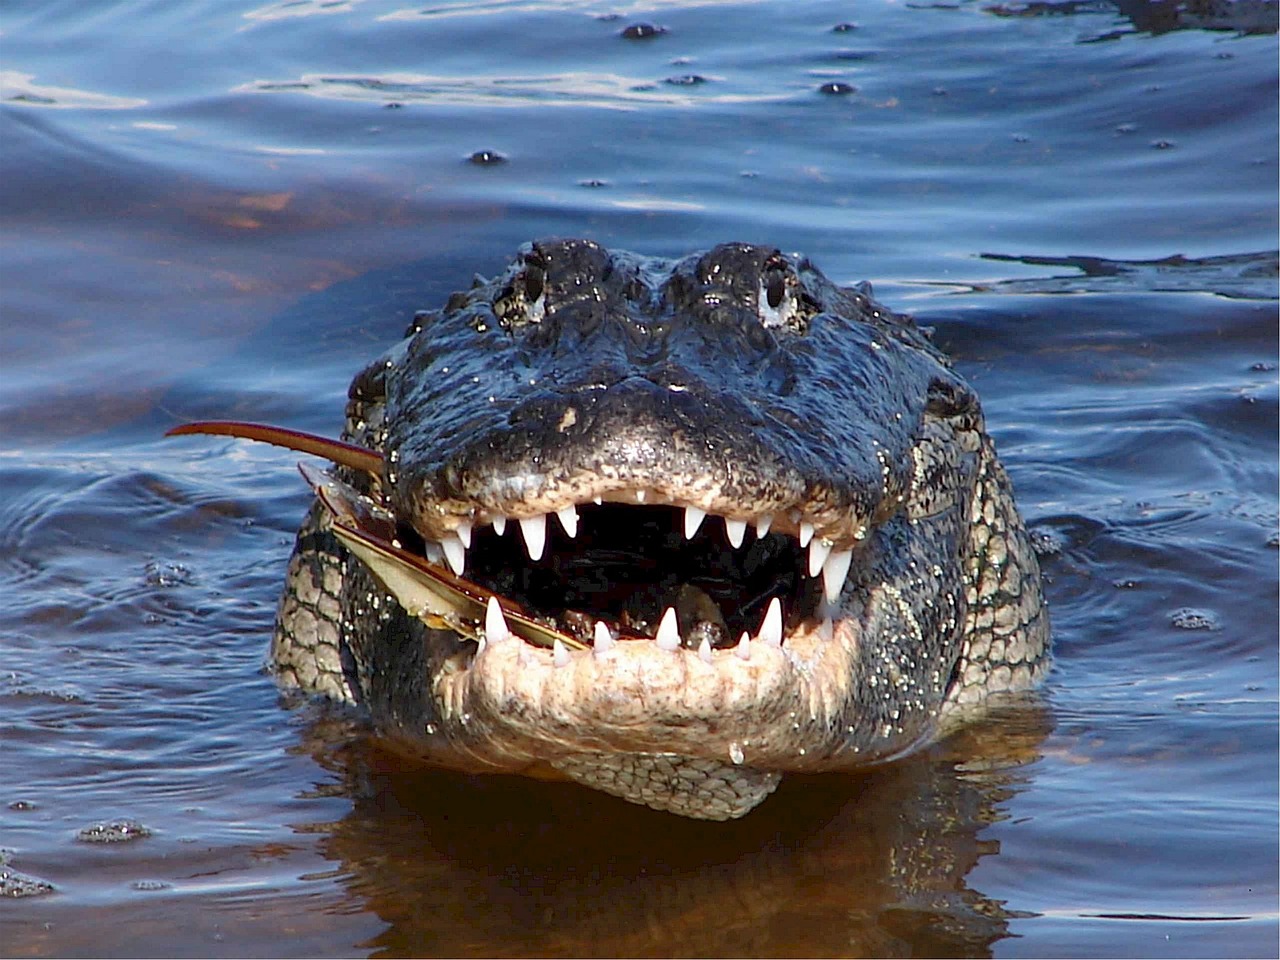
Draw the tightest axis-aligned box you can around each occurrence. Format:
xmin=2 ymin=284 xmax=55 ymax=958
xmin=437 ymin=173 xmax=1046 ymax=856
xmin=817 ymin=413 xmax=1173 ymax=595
xmin=403 ymin=504 xmax=822 ymax=649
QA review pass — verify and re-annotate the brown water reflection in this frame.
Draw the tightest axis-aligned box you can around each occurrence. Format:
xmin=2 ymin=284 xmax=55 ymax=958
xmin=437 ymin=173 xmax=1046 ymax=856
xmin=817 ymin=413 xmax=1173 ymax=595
xmin=312 ymin=702 xmax=1051 ymax=958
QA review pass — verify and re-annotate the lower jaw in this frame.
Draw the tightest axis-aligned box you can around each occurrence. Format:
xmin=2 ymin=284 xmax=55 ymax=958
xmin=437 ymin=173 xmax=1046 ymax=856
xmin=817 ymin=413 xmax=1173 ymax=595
xmin=425 ymin=618 xmax=868 ymax=773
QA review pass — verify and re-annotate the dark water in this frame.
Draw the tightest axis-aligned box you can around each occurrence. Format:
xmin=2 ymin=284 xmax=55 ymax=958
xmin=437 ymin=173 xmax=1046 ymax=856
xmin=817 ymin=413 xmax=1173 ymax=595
xmin=2 ymin=1 xmax=1276 ymax=956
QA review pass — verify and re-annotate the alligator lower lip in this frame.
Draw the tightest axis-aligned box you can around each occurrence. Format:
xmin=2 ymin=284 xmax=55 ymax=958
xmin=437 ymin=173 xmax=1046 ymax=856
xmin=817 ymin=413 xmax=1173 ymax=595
xmin=166 ymin=420 xmax=850 ymax=658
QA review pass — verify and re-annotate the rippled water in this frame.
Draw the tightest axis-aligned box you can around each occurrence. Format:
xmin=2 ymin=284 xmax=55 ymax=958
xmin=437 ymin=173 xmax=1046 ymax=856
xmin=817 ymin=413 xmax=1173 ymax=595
xmin=2 ymin=1 xmax=1276 ymax=956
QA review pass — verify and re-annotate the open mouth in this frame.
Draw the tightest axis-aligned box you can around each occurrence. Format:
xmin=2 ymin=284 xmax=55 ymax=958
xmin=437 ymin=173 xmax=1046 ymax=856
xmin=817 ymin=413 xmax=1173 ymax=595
xmin=166 ymin=420 xmax=858 ymax=661
xmin=414 ymin=499 xmax=829 ymax=652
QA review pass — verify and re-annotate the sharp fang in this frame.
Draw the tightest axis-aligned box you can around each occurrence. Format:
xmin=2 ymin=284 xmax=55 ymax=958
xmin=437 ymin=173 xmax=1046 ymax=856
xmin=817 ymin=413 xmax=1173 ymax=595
xmin=593 ymin=621 xmax=615 ymax=654
xmin=424 ymin=541 xmax=444 ymax=565
xmin=553 ymin=637 xmax=571 ymax=667
xmin=441 ymin=535 xmax=466 ymax=576
xmin=593 ymin=496 xmax=603 ymax=506
xmin=492 ymin=515 xmax=507 ymax=536
xmin=822 ymin=549 xmax=854 ymax=604
xmin=698 ymin=637 xmax=713 ymax=664
xmin=758 ymin=597 xmax=783 ymax=647
xmin=455 ymin=520 xmax=472 ymax=549
xmin=556 ymin=503 xmax=579 ymax=538
xmin=808 ymin=537 xmax=833 ymax=577
xmin=485 ymin=595 xmax=510 ymax=645
xmin=755 ymin=514 xmax=773 ymax=537
xmin=635 ymin=489 xmax=647 ymax=503
xmin=684 ymin=505 xmax=706 ymax=539
xmin=725 ymin=517 xmax=746 ymax=548
xmin=735 ymin=632 xmax=751 ymax=660
xmin=519 ymin=514 xmax=547 ymax=561
xmin=655 ymin=607 xmax=681 ymax=651
xmin=798 ymin=521 xmax=815 ymax=548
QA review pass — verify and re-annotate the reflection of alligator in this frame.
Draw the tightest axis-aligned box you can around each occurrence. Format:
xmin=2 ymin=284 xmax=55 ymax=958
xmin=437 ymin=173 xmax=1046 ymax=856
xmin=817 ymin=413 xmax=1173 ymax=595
xmin=182 ymin=239 xmax=1050 ymax=819
xmin=305 ymin=702 xmax=1052 ymax=956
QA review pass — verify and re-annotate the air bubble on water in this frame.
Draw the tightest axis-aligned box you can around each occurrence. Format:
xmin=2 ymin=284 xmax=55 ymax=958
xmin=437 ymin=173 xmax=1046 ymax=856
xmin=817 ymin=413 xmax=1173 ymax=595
xmin=1169 ymin=607 xmax=1219 ymax=631
xmin=131 ymin=879 xmax=171 ymax=891
xmin=76 ymin=819 xmax=152 ymax=843
xmin=144 ymin=560 xmax=193 ymax=588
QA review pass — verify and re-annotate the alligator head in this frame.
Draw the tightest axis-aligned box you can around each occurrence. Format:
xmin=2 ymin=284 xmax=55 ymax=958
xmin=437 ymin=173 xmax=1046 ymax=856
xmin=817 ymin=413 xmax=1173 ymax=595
xmin=170 ymin=239 xmax=1049 ymax=820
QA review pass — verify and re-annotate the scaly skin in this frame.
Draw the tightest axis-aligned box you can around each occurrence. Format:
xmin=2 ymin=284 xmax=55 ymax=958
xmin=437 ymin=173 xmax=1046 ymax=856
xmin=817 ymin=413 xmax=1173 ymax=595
xmin=270 ymin=240 xmax=1050 ymax=820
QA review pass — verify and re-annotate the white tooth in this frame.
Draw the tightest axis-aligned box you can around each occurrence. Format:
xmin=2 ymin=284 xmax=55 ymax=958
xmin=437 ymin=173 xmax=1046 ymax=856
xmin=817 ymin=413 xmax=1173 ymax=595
xmin=556 ymin=503 xmax=579 ymax=538
xmin=485 ymin=595 xmax=510 ymax=645
xmin=822 ymin=549 xmax=853 ymax=604
xmin=424 ymin=541 xmax=444 ymax=565
xmin=655 ymin=606 xmax=681 ymax=651
xmin=734 ymin=632 xmax=751 ymax=660
xmin=684 ymin=505 xmax=706 ymax=539
xmin=724 ymin=517 xmax=746 ymax=548
xmin=635 ymin=489 xmax=647 ymax=503
xmin=807 ymin=537 xmax=832 ymax=577
xmin=798 ymin=521 xmax=815 ymax=548
xmin=593 ymin=495 xmax=603 ymax=506
xmin=492 ymin=515 xmax=507 ymax=536
xmin=755 ymin=514 xmax=773 ymax=537
xmin=441 ymin=535 xmax=466 ymax=575
xmin=553 ymin=637 xmax=572 ymax=668
xmin=519 ymin=514 xmax=547 ymax=561
xmin=758 ymin=596 xmax=783 ymax=647
xmin=455 ymin=520 xmax=472 ymax=549
xmin=698 ymin=636 xmax=713 ymax=664
xmin=593 ymin=620 xmax=615 ymax=654
xmin=476 ymin=636 xmax=486 ymax=655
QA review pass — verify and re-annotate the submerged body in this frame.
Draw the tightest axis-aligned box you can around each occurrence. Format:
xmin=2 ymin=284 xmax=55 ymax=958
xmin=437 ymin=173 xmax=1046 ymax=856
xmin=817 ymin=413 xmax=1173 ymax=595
xmin=266 ymin=239 xmax=1049 ymax=819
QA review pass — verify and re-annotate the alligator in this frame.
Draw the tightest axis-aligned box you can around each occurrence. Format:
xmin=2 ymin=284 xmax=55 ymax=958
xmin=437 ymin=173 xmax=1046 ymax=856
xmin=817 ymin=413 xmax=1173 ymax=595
xmin=169 ymin=238 xmax=1050 ymax=820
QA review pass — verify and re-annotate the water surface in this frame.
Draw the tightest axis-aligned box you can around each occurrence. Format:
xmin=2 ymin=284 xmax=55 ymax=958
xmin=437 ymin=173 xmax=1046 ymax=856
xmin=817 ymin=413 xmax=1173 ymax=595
xmin=1 ymin=1 xmax=1276 ymax=956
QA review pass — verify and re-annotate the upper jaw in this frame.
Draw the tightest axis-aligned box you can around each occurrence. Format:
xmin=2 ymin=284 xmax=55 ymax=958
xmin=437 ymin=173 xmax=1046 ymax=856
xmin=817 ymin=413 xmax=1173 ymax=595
xmin=384 ymin=365 xmax=906 ymax=563
xmin=378 ymin=387 xmax=896 ymax=653
xmin=395 ymin=477 xmax=866 ymax=614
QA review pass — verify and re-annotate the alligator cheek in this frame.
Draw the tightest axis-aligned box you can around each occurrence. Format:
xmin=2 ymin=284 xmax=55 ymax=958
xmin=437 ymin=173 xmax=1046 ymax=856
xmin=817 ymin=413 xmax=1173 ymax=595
xmin=424 ymin=617 xmax=910 ymax=772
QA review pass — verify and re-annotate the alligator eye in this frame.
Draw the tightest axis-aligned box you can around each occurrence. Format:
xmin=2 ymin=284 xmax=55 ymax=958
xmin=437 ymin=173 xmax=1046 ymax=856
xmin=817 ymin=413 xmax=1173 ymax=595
xmin=493 ymin=259 xmax=548 ymax=329
xmin=758 ymin=269 xmax=794 ymax=329
xmin=757 ymin=257 xmax=818 ymax=333
xmin=525 ymin=264 xmax=545 ymax=304
xmin=765 ymin=274 xmax=785 ymax=310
